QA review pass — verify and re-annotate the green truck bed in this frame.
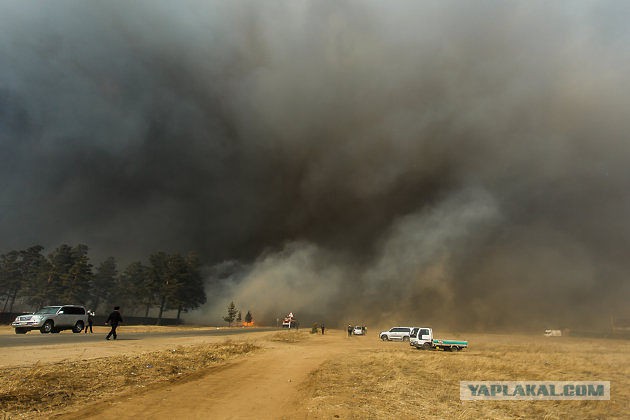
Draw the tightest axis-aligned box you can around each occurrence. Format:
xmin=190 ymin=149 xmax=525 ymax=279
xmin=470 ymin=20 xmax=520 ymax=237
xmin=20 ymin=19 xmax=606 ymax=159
xmin=433 ymin=339 xmax=468 ymax=346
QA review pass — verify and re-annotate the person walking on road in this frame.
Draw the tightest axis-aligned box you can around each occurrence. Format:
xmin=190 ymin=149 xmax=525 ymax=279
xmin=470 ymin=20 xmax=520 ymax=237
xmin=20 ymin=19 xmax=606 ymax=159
xmin=84 ymin=310 xmax=94 ymax=333
xmin=105 ymin=306 xmax=123 ymax=340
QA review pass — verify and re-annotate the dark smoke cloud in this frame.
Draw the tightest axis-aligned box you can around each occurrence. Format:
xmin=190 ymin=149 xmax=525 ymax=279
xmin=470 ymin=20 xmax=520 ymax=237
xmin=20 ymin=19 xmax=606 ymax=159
xmin=1 ymin=1 xmax=629 ymax=329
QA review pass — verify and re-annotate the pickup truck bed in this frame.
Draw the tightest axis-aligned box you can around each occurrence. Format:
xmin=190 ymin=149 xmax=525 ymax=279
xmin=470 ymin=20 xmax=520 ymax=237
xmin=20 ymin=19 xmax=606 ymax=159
xmin=434 ymin=339 xmax=468 ymax=346
xmin=431 ymin=338 xmax=468 ymax=351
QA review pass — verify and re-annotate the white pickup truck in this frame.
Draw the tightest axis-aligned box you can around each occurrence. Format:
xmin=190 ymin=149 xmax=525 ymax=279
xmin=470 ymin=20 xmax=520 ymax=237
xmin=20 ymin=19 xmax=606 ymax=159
xmin=410 ymin=327 xmax=468 ymax=351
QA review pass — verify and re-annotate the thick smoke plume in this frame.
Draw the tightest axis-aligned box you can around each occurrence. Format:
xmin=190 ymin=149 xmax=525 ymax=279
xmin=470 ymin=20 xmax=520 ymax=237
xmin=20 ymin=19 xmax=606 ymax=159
xmin=1 ymin=1 xmax=628 ymax=329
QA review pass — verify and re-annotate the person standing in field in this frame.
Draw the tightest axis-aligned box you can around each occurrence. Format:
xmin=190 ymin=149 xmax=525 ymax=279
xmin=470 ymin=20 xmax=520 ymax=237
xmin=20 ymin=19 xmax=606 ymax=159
xmin=105 ymin=306 xmax=123 ymax=340
xmin=347 ymin=324 xmax=352 ymax=337
xmin=321 ymin=323 xmax=325 ymax=335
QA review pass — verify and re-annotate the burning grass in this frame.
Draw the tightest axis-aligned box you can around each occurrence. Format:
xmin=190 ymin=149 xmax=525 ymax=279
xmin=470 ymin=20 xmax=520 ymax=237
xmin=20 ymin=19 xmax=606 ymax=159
xmin=300 ymin=333 xmax=629 ymax=419
xmin=0 ymin=340 xmax=258 ymax=418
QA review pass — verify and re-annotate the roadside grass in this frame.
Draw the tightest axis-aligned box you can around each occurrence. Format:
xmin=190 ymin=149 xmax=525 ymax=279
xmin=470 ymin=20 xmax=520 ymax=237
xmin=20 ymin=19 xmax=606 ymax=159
xmin=0 ymin=340 xmax=258 ymax=418
xmin=301 ymin=334 xmax=629 ymax=419
xmin=268 ymin=330 xmax=310 ymax=343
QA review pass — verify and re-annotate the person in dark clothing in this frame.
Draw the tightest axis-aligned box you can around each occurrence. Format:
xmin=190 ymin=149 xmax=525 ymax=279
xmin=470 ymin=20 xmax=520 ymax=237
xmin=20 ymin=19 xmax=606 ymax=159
xmin=105 ymin=306 xmax=123 ymax=340
xmin=321 ymin=323 xmax=325 ymax=335
xmin=84 ymin=310 xmax=94 ymax=333
xmin=347 ymin=324 xmax=353 ymax=337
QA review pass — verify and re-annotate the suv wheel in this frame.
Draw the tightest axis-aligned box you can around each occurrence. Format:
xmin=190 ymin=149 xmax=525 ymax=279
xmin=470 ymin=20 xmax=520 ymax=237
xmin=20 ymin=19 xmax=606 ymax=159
xmin=403 ymin=336 xmax=409 ymax=342
xmin=41 ymin=320 xmax=54 ymax=334
xmin=380 ymin=334 xmax=389 ymax=341
xmin=73 ymin=321 xmax=84 ymax=333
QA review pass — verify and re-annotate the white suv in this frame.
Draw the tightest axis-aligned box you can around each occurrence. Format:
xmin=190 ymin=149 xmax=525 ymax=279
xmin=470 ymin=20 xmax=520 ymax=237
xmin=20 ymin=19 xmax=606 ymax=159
xmin=12 ymin=305 xmax=88 ymax=334
xmin=379 ymin=327 xmax=412 ymax=341
xmin=353 ymin=326 xmax=366 ymax=335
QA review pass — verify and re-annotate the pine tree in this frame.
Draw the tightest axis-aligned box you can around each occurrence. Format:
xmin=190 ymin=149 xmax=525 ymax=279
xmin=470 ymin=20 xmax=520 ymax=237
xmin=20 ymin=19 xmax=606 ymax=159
xmin=0 ymin=251 xmax=20 ymax=312
xmin=18 ymin=246 xmax=48 ymax=311
xmin=119 ymin=261 xmax=152 ymax=317
xmin=223 ymin=301 xmax=237 ymax=326
xmin=149 ymin=252 xmax=182 ymax=325
xmin=90 ymin=257 xmax=117 ymax=312
xmin=19 ymin=247 xmax=51 ymax=309
xmin=168 ymin=252 xmax=207 ymax=321
xmin=44 ymin=244 xmax=93 ymax=305
xmin=245 ymin=310 xmax=253 ymax=324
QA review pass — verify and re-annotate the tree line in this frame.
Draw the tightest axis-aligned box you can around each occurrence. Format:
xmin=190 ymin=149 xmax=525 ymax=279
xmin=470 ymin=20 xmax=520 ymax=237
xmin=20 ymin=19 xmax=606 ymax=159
xmin=222 ymin=301 xmax=253 ymax=327
xmin=0 ymin=244 xmax=206 ymax=323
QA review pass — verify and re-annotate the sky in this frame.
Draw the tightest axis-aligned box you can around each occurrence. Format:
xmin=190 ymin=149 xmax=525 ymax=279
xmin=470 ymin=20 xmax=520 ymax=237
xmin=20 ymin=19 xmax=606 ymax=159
xmin=1 ymin=1 xmax=629 ymax=329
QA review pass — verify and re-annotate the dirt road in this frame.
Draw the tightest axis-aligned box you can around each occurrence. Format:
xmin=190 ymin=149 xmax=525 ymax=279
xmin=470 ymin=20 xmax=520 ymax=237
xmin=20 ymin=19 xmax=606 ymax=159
xmin=56 ymin=329 xmax=361 ymax=420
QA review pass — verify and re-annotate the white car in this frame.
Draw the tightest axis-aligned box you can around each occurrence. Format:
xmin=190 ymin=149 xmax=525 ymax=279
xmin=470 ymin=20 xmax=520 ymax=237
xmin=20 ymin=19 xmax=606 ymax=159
xmin=379 ymin=327 xmax=412 ymax=341
xmin=353 ymin=326 xmax=366 ymax=335
xmin=11 ymin=305 xmax=88 ymax=334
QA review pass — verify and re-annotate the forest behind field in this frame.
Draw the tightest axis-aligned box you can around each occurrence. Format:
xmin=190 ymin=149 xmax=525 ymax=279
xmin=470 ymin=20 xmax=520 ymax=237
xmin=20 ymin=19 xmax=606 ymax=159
xmin=0 ymin=244 xmax=206 ymax=322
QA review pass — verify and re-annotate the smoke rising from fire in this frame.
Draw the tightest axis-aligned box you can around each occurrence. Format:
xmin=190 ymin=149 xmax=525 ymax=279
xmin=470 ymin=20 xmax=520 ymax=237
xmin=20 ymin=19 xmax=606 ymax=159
xmin=1 ymin=1 xmax=629 ymax=328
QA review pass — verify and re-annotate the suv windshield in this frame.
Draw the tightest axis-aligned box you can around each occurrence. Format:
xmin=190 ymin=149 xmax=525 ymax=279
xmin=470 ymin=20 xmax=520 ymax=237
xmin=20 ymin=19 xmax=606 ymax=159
xmin=35 ymin=307 xmax=61 ymax=314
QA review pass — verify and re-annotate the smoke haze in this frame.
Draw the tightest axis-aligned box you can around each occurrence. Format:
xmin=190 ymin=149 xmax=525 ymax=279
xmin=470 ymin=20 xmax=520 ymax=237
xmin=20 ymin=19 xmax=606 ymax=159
xmin=1 ymin=1 xmax=629 ymax=328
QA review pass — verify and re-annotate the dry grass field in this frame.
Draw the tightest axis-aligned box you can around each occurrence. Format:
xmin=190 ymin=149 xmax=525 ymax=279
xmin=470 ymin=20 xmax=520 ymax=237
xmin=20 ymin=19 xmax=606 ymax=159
xmin=300 ymin=333 xmax=630 ymax=419
xmin=0 ymin=328 xmax=627 ymax=419
xmin=0 ymin=341 xmax=259 ymax=418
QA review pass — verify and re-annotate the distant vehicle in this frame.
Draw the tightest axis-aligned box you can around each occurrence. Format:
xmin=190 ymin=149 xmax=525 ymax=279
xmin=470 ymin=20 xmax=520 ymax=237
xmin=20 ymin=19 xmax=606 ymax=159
xmin=11 ymin=305 xmax=88 ymax=334
xmin=353 ymin=326 xmax=366 ymax=335
xmin=379 ymin=327 xmax=412 ymax=341
xmin=281 ymin=312 xmax=298 ymax=329
xmin=545 ymin=329 xmax=562 ymax=337
xmin=412 ymin=327 xmax=468 ymax=351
